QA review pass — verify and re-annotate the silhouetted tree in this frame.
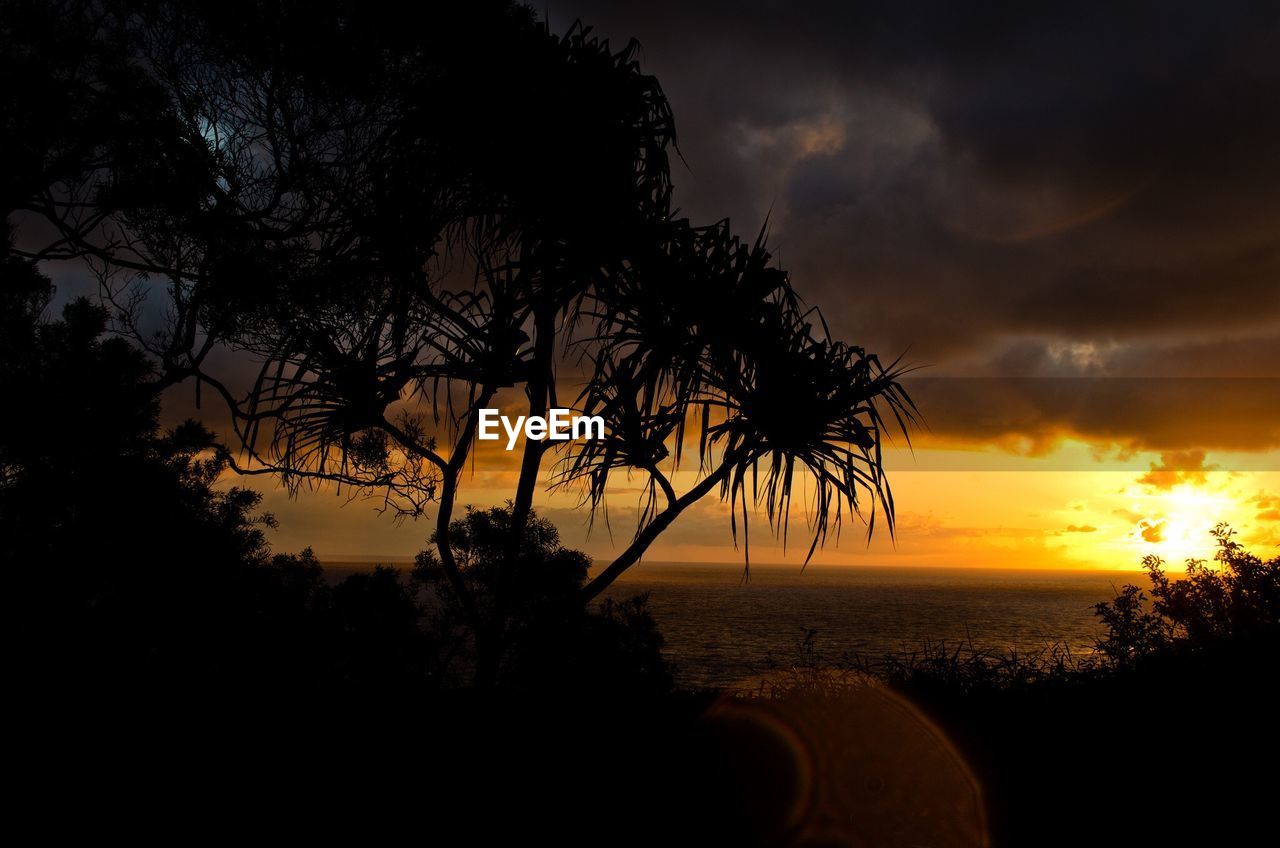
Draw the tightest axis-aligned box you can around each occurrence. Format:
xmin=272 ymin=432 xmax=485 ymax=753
xmin=1091 ymin=583 xmax=1173 ymax=668
xmin=1 ymin=253 xmax=273 ymax=685
xmin=1095 ymin=525 xmax=1280 ymax=665
xmin=414 ymin=505 xmax=672 ymax=694
xmin=0 ymin=243 xmax=266 ymax=576
xmin=9 ymin=0 xmax=916 ymax=685
xmin=0 ymin=249 xmax=445 ymax=693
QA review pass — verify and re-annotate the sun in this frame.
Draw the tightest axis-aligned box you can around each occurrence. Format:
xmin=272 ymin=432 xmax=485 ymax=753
xmin=1127 ymin=483 xmax=1237 ymax=565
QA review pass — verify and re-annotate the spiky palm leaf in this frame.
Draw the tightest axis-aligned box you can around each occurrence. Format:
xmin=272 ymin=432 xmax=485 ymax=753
xmin=557 ymin=218 xmax=917 ymax=565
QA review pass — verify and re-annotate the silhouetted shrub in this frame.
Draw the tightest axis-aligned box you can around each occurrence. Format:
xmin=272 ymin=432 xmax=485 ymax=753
xmin=326 ymin=565 xmax=435 ymax=687
xmin=1091 ymin=583 xmax=1173 ymax=668
xmin=413 ymin=505 xmax=673 ymax=696
xmin=1094 ymin=524 xmax=1280 ymax=664
xmin=0 ymin=266 xmax=445 ymax=693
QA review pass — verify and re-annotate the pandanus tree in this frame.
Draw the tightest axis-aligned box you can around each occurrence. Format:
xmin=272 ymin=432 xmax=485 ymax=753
xmin=9 ymin=0 xmax=916 ymax=683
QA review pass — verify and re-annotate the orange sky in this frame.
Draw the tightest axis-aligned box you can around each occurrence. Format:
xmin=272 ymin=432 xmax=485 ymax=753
xmin=230 ymin=431 xmax=1280 ymax=572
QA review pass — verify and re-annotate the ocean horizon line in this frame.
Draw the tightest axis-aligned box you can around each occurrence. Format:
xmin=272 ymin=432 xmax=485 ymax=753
xmin=314 ymin=556 xmax=1146 ymax=576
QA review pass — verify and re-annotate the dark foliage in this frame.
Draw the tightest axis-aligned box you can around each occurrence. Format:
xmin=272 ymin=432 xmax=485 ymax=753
xmin=1097 ymin=523 xmax=1280 ymax=655
xmin=0 ymin=257 xmax=428 ymax=691
xmin=414 ymin=505 xmax=673 ymax=695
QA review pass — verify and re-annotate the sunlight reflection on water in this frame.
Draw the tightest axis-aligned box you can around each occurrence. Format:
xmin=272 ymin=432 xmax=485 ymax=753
xmin=601 ymin=563 xmax=1138 ymax=688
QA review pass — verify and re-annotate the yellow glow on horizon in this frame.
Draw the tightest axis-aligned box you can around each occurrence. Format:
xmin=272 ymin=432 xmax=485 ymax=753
xmin=1118 ymin=483 xmax=1241 ymax=566
xmin=225 ymin=437 xmax=1280 ymax=570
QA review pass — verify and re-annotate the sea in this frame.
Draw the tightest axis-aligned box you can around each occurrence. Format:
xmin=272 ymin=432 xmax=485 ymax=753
xmin=599 ymin=562 xmax=1143 ymax=688
xmin=325 ymin=559 xmax=1145 ymax=689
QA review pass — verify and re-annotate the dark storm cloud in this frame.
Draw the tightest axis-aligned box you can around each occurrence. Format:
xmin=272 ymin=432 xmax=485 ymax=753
xmin=556 ymin=0 xmax=1280 ymax=452
xmin=904 ymin=377 xmax=1280 ymax=455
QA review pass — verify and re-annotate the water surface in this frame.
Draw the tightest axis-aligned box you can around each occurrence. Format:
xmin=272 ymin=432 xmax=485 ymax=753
xmin=601 ymin=562 xmax=1141 ymax=688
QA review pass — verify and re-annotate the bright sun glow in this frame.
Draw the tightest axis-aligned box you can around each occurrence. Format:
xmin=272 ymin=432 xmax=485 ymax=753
xmin=1125 ymin=483 xmax=1239 ymax=566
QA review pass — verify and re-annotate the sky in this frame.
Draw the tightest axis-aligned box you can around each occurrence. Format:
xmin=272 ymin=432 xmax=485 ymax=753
xmin=219 ymin=2 xmax=1280 ymax=569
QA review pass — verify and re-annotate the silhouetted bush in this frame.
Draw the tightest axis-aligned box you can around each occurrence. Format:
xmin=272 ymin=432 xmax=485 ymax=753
xmin=413 ymin=505 xmax=673 ymax=696
xmin=0 ymin=261 xmax=441 ymax=693
xmin=1094 ymin=523 xmax=1280 ymax=664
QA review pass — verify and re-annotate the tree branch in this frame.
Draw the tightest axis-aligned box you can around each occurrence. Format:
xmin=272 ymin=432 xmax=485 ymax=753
xmin=433 ymin=386 xmax=497 ymax=636
xmin=581 ymin=458 xmax=734 ymax=602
